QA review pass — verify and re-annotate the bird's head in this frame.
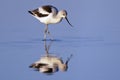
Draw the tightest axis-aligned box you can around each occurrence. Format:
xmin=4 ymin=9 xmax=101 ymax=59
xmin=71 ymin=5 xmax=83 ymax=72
xmin=59 ymin=10 xmax=67 ymax=18
xmin=59 ymin=54 xmax=73 ymax=71
xmin=59 ymin=10 xmax=73 ymax=27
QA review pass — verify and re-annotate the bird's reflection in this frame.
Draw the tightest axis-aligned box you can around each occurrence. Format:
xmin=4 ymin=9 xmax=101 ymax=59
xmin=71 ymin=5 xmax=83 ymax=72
xmin=29 ymin=40 xmax=72 ymax=74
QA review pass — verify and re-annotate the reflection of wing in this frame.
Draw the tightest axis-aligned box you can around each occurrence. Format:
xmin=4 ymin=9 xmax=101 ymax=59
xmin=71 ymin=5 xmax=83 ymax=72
xmin=29 ymin=63 xmax=48 ymax=68
xmin=29 ymin=61 xmax=59 ymax=74
xmin=43 ymin=68 xmax=53 ymax=73
xmin=29 ymin=63 xmax=36 ymax=68
xmin=37 ymin=63 xmax=48 ymax=68
xmin=33 ymin=66 xmax=53 ymax=73
xmin=40 ymin=66 xmax=59 ymax=73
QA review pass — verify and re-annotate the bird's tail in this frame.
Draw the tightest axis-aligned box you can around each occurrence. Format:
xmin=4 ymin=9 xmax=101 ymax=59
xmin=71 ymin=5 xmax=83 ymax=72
xmin=28 ymin=11 xmax=34 ymax=15
xmin=29 ymin=63 xmax=36 ymax=68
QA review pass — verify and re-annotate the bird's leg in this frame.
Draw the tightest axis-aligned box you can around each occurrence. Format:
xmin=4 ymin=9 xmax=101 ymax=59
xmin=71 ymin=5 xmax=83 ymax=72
xmin=44 ymin=24 xmax=53 ymax=41
xmin=43 ymin=24 xmax=48 ymax=41
xmin=47 ymin=27 xmax=53 ymax=41
xmin=47 ymin=31 xmax=54 ymax=41
xmin=44 ymin=40 xmax=49 ymax=56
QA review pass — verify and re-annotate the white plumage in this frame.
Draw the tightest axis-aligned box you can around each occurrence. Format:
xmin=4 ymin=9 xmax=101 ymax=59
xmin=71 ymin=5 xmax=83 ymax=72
xmin=29 ymin=55 xmax=72 ymax=74
xmin=29 ymin=40 xmax=73 ymax=74
xmin=28 ymin=5 xmax=73 ymax=40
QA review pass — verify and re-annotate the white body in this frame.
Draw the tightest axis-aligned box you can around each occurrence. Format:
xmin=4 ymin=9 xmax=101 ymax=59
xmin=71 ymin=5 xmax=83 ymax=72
xmin=28 ymin=5 xmax=73 ymax=40
xmin=32 ymin=6 xmax=63 ymax=24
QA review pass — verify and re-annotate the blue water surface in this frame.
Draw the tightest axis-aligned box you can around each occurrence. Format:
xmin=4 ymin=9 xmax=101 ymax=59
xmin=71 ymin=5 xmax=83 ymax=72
xmin=0 ymin=0 xmax=120 ymax=80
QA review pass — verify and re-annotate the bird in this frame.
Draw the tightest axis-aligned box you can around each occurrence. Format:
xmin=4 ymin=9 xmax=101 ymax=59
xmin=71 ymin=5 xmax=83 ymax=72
xmin=29 ymin=40 xmax=73 ymax=74
xmin=29 ymin=54 xmax=73 ymax=74
xmin=28 ymin=5 xmax=73 ymax=40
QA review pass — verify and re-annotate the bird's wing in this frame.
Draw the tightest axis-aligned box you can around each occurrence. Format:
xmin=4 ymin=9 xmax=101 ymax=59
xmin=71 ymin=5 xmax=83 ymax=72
xmin=29 ymin=62 xmax=48 ymax=68
xmin=30 ymin=8 xmax=49 ymax=17
xmin=41 ymin=5 xmax=53 ymax=13
xmin=40 ymin=5 xmax=58 ymax=16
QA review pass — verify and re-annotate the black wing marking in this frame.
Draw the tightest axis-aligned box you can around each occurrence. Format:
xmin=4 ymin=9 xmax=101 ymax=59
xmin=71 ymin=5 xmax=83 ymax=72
xmin=29 ymin=63 xmax=48 ymax=68
xmin=43 ymin=68 xmax=53 ymax=73
xmin=28 ymin=8 xmax=48 ymax=17
xmin=42 ymin=5 xmax=53 ymax=13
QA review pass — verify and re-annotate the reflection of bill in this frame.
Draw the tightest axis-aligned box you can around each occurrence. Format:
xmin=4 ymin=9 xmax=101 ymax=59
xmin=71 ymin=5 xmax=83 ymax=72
xmin=29 ymin=54 xmax=72 ymax=74
xmin=29 ymin=40 xmax=72 ymax=74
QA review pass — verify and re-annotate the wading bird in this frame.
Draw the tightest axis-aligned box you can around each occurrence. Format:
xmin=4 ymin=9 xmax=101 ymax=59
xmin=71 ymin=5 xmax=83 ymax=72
xmin=29 ymin=40 xmax=73 ymax=74
xmin=29 ymin=55 xmax=72 ymax=74
xmin=28 ymin=5 xmax=73 ymax=40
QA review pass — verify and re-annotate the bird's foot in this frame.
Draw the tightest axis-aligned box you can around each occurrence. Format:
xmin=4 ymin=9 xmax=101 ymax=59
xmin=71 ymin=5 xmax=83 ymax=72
xmin=42 ymin=39 xmax=46 ymax=41
xmin=50 ymin=38 xmax=54 ymax=41
xmin=42 ymin=38 xmax=54 ymax=41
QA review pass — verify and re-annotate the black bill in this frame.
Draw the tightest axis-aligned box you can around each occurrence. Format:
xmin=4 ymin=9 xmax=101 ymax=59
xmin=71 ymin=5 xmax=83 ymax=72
xmin=65 ymin=17 xmax=73 ymax=27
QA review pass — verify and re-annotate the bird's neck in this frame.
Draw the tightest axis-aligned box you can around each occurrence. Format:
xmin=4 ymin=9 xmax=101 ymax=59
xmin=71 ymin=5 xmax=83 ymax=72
xmin=51 ymin=13 xmax=63 ymax=23
xmin=53 ymin=59 xmax=66 ymax=71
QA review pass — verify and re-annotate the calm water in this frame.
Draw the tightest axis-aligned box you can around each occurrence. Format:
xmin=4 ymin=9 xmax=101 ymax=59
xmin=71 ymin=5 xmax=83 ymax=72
xmin=0 ymin=36 xmax=120 ymax=80
xmin=0 ymin=0 xmax=120 ymax=80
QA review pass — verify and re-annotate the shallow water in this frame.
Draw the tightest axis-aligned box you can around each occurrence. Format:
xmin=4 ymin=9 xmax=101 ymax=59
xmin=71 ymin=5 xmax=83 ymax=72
xmin=0 ymin=35 xmax=120 ymax=80
xmin=0 ymin=0 xmax=120 ymax=80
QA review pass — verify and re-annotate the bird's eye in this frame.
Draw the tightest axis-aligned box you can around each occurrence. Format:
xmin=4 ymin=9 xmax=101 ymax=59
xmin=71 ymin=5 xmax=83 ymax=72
xmin=63 ymin=13 xmax=66 ymax=16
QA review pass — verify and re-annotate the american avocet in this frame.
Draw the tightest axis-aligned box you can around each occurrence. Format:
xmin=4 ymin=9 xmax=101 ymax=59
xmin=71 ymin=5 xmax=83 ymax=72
xmin=28 ymin=5 xmax=73 ymax=40
xmin=29 ymin=54 xmax=73 ymax=74
xmin=29 ymin=40 xmax=73 ymax=74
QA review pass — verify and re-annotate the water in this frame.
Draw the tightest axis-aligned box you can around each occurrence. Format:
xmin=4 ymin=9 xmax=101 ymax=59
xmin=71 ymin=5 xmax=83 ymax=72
xmin=0 ymin=36 xmax=120 ymax=80
xmin=0 ymin=0 xmax=120 ymax=80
